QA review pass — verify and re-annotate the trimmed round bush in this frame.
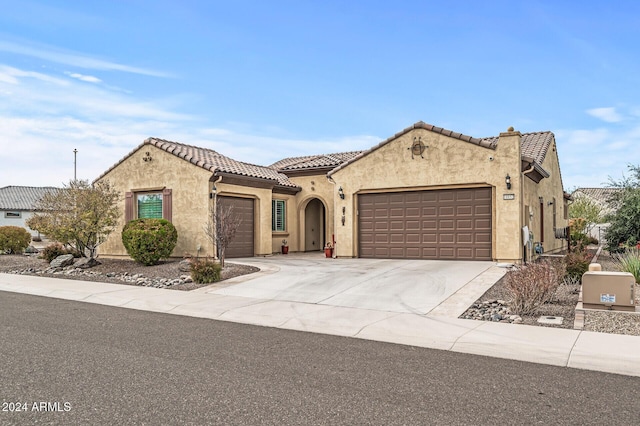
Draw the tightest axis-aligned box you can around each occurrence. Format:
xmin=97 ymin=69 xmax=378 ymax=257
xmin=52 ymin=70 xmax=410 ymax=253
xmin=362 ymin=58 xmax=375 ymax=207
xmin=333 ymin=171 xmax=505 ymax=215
xmin=0 ymin=226 xmax=32 ymax=254
xmin=121 ymin=219 xmax=178 ymax=265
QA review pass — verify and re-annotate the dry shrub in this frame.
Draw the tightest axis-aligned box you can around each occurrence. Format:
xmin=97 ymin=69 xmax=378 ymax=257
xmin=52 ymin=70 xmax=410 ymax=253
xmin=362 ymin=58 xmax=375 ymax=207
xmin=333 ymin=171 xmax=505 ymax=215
xmin=505 ymin=261 xmax=561 ymax=315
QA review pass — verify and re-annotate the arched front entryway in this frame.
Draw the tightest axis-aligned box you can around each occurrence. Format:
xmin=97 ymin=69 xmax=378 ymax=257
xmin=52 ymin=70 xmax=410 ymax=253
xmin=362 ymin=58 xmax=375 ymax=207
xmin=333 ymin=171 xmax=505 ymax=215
xmin=304 ymin=198 xmax=326 ymax=251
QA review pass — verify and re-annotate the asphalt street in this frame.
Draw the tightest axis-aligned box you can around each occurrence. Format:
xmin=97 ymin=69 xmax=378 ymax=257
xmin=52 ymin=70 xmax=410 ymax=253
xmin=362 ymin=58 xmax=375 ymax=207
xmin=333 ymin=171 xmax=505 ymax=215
xmin=1 ymin=291 xmax=639 ymax=425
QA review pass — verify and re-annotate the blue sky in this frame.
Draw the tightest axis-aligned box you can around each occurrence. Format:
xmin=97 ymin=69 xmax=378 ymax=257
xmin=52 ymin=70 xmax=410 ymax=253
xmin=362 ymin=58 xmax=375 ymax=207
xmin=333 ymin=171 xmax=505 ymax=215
xmin=1 ymin=0 xmax=639 ymax=190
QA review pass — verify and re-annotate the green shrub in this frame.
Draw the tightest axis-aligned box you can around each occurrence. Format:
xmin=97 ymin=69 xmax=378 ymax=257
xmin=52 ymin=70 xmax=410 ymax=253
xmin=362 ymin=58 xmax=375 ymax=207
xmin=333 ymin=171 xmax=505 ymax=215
xmin=505 ymin=261 xmax=561 ymax=315
xmin=0 ymin=226 xmax=32 ymax=254
xmin=40 ymin=243 xmax=78 ymax=262
xmin=564 ymin=250 xmax=591 ymax=279
xmin=121 ymin=219 xmax=178 ymax=265
xmin=190 ymin=258 xmax=222 ymax=283
xmin=614 ymin=248 xmax=640 ymax=283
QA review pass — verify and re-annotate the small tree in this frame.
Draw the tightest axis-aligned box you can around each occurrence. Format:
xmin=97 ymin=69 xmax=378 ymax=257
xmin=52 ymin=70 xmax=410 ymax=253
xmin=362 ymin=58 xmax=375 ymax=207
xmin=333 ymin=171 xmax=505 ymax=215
xmin=203 ymin=203 xmax=242 ymax=267
xmin=605 ymin=165 xmax=640 ymax=251
xmin=569 ymin=195 xmax=603 ymax=235
xmin=26 ymin=179 xmax=120 ymax=259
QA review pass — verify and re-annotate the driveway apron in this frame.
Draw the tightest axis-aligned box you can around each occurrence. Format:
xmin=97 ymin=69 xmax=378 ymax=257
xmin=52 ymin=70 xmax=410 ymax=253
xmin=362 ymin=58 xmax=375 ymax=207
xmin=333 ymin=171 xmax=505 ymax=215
xmin=210 ymin=254 xmax=493 ymax=315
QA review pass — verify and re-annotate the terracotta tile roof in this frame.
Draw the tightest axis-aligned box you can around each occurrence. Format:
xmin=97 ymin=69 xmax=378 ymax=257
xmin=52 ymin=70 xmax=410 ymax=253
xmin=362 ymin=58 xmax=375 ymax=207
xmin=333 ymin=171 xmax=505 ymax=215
xmin=271 ymin=151 xmax=365 ymax=171
xmin=573 ymin=187 xmax=621 ymax=205
xmin=0 ymin=186 xmax=60 ymax=210
xmin=96 ymin=138 xmax=299 ymax=188
xmin=481 ymin=131 xmax=554 ymax=165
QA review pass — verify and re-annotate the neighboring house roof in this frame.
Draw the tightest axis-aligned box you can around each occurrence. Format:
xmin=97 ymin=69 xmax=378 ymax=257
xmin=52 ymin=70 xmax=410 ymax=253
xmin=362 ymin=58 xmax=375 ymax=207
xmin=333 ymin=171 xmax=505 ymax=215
xmin=328 ymin=121 xmax=555 ymax=177
xmin=96 ymin=138 xmax=299 ymax=189
xmin=271 ymin=151 xmax=365 ymax=172
xmin=0 ymin=186 xmax=59 ymax=211
xmin=573 ymin=187 xmax=621 ymax=205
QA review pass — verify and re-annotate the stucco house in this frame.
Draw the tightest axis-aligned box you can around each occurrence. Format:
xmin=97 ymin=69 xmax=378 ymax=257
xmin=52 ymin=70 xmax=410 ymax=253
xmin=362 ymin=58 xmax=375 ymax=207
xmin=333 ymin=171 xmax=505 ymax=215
xmin=95 ymin=121 xmax=569 ymax=264
xmin=0 ymin=186 xmax=59 ymax=237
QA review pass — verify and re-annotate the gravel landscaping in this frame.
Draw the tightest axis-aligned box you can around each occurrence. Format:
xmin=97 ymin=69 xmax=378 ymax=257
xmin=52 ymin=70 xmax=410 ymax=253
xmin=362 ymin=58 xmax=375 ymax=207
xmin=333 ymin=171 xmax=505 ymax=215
xmin=0 ymin=253 xmax=259 ymax=291
xmin=461 ymin=250 xmax=640 ymax=336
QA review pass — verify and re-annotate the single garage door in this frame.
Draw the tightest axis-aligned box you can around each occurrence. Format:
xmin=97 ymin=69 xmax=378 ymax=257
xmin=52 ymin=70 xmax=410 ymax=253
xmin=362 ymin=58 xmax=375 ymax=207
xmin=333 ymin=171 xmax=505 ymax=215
xmin=358 ymin=187 xmax=492 ymax=260
xmin=217 ymin=196 xmax=254 ymax=258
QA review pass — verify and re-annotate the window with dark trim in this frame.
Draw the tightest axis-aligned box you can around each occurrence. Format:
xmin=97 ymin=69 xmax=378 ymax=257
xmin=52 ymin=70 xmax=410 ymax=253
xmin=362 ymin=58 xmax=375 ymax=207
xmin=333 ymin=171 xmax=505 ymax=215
xmin=4 ymin=212 xmax=21 ymax=218
xmin=125 ymin=189 xmax=172 ymax=222
xmin=272 ymin=199 xmax=286 ymax=231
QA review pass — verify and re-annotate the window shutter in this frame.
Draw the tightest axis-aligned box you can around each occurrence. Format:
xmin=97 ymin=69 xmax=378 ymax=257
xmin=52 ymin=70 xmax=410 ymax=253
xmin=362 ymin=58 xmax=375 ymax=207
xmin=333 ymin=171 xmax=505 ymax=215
xmin=125 ymin=192 xmax=133 ymax=222
xmin=162 ymin=188 xmax=172 ymax=222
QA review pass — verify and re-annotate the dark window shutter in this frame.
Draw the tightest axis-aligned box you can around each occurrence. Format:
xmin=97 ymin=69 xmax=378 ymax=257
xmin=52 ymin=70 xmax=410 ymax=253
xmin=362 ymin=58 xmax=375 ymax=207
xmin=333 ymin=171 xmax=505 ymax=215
xmin=125 ymin=192 xmax=133 ymax=222
xmin=162 ymin=188 xmax=172 ymax=222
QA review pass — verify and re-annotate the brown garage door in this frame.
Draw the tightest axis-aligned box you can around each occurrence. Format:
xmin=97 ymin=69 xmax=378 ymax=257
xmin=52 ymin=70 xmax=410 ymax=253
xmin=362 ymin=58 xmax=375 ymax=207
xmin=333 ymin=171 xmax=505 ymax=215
xmin=217 ymin=196 xmax=254 ymax=258
xmin=358 ymin=188 xmax=492 ymax=260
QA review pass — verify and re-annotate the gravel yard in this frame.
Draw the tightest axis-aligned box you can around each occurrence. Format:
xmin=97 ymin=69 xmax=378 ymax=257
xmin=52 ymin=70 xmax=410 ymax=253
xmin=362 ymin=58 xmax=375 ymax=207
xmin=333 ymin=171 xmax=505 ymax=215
xmin=0 ymin=254 xmax=259 ymax=291
xmin=461 ymin=249 xmax=640 ymax=336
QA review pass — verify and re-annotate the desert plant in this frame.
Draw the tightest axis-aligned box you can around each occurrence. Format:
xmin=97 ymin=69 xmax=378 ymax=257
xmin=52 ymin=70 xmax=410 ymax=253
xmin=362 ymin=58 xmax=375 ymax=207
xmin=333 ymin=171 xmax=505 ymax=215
xmin=190 ymin=258 xmax=222 ymax=283
xmin=40 ymin=243 xmax=79 ymax=262
xmin=0 ymin=226 xmax=32 ymax=254
xmin=564 ymin=250 xmax=591 ymax=279
xmin=121 ymin=218 xmax=178 ymax=265
xmin=26 ymin=179 xmax=120 ymax=259
xmin=505 ymin=261 xmax=562 ymax=315
xmin=203 ymin=203 xmax=242 ymax=267
xmin=614 ymin=247 xmax=640 ymax=283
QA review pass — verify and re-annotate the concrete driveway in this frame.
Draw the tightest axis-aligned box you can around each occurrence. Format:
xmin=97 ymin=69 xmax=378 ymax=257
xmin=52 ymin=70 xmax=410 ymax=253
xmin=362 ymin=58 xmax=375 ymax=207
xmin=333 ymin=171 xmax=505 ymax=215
xmin=208 ymin=253 xmax=495 ymax=315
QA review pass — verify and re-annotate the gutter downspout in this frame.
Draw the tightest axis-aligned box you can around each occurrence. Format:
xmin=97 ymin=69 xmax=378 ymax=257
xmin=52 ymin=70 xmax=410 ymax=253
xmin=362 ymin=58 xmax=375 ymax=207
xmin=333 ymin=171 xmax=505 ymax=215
xmin=521 ymin=163 xmax=535 ymax=263
xmin=212 ymin=175 xmax=223 ymax=259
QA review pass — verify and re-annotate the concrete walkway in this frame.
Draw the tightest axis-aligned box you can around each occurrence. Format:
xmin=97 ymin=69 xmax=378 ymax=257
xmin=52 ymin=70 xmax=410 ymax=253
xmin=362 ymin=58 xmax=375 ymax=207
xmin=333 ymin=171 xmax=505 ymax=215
xmin=2 ymin=259 xmax=640 ymax=378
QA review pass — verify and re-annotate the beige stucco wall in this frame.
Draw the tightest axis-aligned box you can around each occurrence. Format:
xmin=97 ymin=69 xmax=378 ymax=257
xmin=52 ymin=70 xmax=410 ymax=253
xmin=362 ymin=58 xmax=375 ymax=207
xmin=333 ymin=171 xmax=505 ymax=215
xmin=522 ymin=138 xmax=568 ymax=257
xmin=97 ymin=144 xmax=213 ymax=258
xmin=330 ymin=128 xmax=525 ymax=263
xmin=285 ymin=174 xmax=335 ymax=252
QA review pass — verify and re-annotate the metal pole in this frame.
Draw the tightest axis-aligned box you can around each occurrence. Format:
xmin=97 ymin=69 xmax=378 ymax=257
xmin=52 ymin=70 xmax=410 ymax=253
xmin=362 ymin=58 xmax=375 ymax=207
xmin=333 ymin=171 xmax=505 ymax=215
xmin=73 ymin=149 xmax=78 ymax=180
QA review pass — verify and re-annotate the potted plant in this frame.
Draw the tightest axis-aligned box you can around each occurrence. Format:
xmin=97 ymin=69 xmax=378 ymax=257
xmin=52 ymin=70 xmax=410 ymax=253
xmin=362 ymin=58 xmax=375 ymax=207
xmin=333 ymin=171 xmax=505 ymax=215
xmin=281 ymin=239 xmax=289 ymax=255
xmin=324 ymin=242 xmax=333 ymax=258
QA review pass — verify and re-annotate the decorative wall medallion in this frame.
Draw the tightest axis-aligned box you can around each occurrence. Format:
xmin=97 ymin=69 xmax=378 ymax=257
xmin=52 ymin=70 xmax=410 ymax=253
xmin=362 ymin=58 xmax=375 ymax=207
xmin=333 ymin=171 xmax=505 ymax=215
xmin=143 ymin=151 xmax=153 ymax=162
xmin=408 ymin=136 xmax=428 ymax=159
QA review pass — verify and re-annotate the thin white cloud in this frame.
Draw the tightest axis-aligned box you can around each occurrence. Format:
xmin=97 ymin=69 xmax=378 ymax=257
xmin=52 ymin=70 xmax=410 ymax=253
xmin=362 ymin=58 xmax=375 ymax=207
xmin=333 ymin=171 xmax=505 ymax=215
xmin=65 ymin=72 xmax=101 ymax=83
xmin=0 ymin=64 xmax=69 ymax=86
xmin=0 ymin=40 xmax=170 ymax=78
xmin=587 ymin=107 xmax=623 ymax=123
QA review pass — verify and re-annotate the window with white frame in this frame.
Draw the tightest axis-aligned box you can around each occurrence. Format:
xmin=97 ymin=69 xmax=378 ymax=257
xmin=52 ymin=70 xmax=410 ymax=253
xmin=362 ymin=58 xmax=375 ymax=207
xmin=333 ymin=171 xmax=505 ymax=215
xmin=272 ymin=199 xmax=286 ymax=231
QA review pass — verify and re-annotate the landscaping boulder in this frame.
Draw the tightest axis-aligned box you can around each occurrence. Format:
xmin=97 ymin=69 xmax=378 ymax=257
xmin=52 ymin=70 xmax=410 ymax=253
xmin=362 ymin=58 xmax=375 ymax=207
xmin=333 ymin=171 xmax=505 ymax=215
xmin=178 ymin=259 xmax=192 ymax=272
xmin=50 ymin=254 xmax=75 ymax=268
xmin=75 ymin=257 xmax=101 ymax=269
xmin=25 ymin=245 xmax=39 ymax=254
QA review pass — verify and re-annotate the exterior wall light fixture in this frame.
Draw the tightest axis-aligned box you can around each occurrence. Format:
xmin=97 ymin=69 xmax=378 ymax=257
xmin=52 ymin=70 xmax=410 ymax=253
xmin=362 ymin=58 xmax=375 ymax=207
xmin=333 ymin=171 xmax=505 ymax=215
xmin=505 ymin=174 xmax=512 ymax=190
xmin=338 ymin=186 xmax=345 ymax=199
xmin=209 ymin=185 xmax=217 ymax=199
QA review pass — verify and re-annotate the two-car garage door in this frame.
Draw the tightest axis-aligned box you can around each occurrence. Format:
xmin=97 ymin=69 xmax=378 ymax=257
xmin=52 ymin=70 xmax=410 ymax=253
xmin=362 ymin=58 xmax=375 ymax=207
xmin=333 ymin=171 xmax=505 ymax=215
xmin=358 ymin=187 xmax=492 ymax=260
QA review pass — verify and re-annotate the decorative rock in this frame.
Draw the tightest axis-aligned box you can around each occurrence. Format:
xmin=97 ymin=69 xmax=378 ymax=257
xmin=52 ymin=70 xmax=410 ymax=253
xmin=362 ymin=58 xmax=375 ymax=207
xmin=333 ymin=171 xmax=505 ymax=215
xmin=75 ymin=257 xmax=101 ymax=269
xmin=25 ymin=245 xmax=39 ymax=254
xmin=178 ymin=259 xmax=192 ymax=272
xmin=50 ymin=254 xmax=75 ymax=269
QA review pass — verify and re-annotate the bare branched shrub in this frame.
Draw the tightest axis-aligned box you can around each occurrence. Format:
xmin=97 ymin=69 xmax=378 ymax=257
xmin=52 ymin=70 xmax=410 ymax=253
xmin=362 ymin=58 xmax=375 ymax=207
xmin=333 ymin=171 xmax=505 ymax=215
xmin=203 ymin=203 xmax=242 ymax=267
xmin=505 ymin=262 xmax=562 ymax=315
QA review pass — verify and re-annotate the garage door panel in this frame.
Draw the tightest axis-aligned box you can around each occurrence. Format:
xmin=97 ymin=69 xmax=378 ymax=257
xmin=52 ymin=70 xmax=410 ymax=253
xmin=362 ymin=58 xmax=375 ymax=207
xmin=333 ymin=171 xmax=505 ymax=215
xmin=218 ymin=196 xmax=254 ymax=258
xmin=359 ymin=188 xmax=492 ymax=260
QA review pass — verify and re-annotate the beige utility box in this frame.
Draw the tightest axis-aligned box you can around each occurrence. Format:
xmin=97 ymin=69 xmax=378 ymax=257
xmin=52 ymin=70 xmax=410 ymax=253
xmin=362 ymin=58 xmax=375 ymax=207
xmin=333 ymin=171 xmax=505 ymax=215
xmin=582 ymin=271 xmax=636 ymax=312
